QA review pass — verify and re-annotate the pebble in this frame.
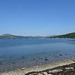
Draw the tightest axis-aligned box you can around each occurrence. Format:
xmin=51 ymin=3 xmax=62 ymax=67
xmin=43 ymin=72 xmax=48 ymax=75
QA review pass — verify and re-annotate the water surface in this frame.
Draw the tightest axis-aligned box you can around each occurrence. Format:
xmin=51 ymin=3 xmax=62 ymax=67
xmin=0 ymin=39 xmax=75 ymax=72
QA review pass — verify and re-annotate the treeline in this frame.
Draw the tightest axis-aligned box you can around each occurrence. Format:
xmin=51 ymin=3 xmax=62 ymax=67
xmin=48 ymin=32 xmax=75 ymax=38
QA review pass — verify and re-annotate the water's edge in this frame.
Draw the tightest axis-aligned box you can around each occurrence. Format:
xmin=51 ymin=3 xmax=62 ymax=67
xmin=0 ymin=57 xmax=75 ymax=75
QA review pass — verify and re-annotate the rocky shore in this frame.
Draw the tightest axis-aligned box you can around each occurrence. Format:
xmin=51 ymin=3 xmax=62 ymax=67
xmin=1 ymin=58 xmax=75 ymax=75
xmin=25 ymin=63 xmax=75 ymax=75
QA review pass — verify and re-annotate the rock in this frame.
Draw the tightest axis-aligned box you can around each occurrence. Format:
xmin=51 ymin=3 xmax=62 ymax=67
xmin=45 ymin=57 xmax=47 ymax=58
xmin=21 ymin=68 xmax=25 ymax=70
xmin=45 ymin=58 xmax=48 ymax=61
xmin=65 ymin=67 xmax=73 ymax=70
xmin=43 ymin=72 xmax=48 ymax=75
xmin=49 ymin=69 xmax=62 ymax=73
xmin=59 ymin=54 xmax=62 ymax=56
xmin=33 ymin=58 xmax=35 ymax=60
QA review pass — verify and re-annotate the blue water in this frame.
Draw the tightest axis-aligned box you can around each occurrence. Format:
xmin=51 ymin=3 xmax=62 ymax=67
xmin=0 ymin=39 xmax=75 ymax=72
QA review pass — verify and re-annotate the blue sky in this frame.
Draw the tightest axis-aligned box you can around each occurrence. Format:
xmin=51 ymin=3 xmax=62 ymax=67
xmin=0 ymin=0 xmax=75 ymax=36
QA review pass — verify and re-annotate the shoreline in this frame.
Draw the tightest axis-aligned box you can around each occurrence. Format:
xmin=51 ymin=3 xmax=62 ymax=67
xmin=1 ymin=57 xmax=75 ymax=75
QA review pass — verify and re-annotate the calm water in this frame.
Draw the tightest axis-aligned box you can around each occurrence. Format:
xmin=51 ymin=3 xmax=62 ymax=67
xmin=0 ymin=39 xmax=75 ymax=72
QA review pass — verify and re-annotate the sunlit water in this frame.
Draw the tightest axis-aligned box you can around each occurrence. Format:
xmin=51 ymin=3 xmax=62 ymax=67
xmin=0 ymin=39 xmax=75 ymax=72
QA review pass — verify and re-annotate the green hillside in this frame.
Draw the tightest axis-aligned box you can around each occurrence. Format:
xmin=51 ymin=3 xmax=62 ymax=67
xmin=50 ymin=32 xmax=75 ymax=38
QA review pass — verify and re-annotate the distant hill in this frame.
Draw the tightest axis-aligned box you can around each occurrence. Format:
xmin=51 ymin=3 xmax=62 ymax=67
xmin=0 ymin=34 xmax=44 ymax=39
xmin=0 ymin=34 xmax=28 ymax=39
xmin=2 ymin=34 xmax=15 ymax=37
xmin=0 ymin=32 xmax=75 ymax=39
xmin=49 ymin=32 xmax=75 ymax=38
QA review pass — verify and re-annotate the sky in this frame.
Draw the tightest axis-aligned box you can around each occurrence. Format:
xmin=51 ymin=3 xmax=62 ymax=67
xmin=0 ymin=0 xmax=75 ymax=36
